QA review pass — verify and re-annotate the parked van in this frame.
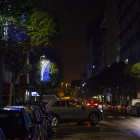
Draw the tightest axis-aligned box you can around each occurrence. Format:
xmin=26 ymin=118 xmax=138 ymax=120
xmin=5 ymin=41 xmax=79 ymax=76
xmin=42 ymin=94 xmax=58 ymax=103
xmin=126 ymin=99 xmax=140 ymax=115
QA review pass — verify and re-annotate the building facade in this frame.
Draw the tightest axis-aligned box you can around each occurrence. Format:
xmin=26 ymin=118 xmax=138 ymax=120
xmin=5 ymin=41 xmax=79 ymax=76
xmin=116 ymin=0 xmax=140 ymax=64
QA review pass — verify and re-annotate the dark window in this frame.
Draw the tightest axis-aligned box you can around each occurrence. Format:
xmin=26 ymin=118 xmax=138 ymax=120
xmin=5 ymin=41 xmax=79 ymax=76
xmin=52 ymin=101 xmax=66 ymax=107
xmin=0 ymin=112 xmax=23 ymax=133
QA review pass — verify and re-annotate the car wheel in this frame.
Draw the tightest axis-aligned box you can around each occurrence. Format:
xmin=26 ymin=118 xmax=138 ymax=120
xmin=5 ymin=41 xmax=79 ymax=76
xmin=77 ymin=122 xmax=85 ymax=125
xmin=52 ymin=115 xmax=59 ymax=127
xmin=90 ymin=113 xmax=99 ymax=125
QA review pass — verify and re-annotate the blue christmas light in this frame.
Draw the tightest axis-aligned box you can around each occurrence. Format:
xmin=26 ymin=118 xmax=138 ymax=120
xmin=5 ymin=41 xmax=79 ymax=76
xmin=43 ymin=61 xmax=49 ymax=81
xmin=40 ymin=60 xmax=49 ymax=81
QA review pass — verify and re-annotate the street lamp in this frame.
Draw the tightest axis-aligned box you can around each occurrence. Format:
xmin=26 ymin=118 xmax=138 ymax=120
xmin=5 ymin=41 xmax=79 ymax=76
xmin=66 ymin=83 xmax=68 ymax=91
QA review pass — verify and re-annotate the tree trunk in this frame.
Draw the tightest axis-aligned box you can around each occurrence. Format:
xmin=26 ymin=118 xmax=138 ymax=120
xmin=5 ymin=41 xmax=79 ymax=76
xmin=9 ymin=82 xmax=13 ymax=106
xmin=9 ymin=71 xmax=15 ymax=106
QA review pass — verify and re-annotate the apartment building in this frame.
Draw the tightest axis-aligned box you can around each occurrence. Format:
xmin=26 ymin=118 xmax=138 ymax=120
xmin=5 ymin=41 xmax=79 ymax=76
xmin=116 ymin=0 xmax=140 ymax=63
xmin=86 ymin=13 xmax=104 ymax=79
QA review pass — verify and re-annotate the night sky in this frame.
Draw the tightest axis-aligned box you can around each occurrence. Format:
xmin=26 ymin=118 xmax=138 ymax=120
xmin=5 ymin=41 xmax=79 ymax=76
xmin=43 ymin=0 xmax=106 ymax=83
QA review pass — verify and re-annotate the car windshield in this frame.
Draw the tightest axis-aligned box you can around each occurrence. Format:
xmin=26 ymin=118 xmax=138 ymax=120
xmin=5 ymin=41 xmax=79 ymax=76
xmin=25 ymin=109 xmax=35 ymax=123
xmin=0 ymin=112 xmax=23 ymax=133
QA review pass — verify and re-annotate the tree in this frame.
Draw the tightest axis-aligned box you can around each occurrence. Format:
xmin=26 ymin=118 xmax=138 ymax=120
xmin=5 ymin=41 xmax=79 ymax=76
xmin=86 ymin=61 xmax=128 ymax=100
xmin=4 ymin=21 xmax=31 ymax=105
xmin=29 ymin=7 xmax=62 ymax=48
xmin=29 ymin=48 xmax=63 ymax=99
xmin=0 ymin=0 xmax=35 ymax=24
xmin=124 ymin=63 xmax=140 ymax=98
xmin=0 ymin=1 xmax=62 ymax=105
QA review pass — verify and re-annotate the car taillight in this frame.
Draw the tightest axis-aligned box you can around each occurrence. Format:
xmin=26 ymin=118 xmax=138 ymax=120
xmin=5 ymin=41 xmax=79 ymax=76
xmin=86 ymin=103 xmax=91 ymax=106
xmin=93 ymin=103 xmax=98 ymax=106
xmin=41 ymin=106 xmax=45 ymax=110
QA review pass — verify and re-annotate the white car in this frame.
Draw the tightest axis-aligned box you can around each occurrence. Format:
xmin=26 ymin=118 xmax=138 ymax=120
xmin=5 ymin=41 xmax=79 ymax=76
xmin=46 ymin=99 xmax=103 ymax=127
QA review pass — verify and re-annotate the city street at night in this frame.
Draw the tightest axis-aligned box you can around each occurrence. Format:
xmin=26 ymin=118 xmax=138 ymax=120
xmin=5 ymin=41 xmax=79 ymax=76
xmin=51 ymin=111 xmax=140 ymax=140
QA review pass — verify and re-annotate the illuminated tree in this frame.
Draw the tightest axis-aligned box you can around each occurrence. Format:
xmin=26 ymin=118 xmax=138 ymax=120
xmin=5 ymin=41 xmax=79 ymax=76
xmin=29 ymin=48 xmax=63 ymax=98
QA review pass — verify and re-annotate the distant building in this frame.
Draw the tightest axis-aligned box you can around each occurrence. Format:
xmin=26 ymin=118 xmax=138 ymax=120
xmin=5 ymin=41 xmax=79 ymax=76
xmin=86 ymin=0 xmax=118 ymax=79
xmin=86 ymin=13 xmax=104 ymax=79
xmin=116 ymin=0 xmax=140 ymax=64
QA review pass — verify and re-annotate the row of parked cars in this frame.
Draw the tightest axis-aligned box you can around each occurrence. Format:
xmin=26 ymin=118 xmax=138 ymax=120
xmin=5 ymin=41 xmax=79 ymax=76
xmin=0 ymin=101 xmax=53 ymax=140
xmin=103 ymin=99 xmax=140 ymax=116
xmin=0 ymin=97 xmax=104 ymax=140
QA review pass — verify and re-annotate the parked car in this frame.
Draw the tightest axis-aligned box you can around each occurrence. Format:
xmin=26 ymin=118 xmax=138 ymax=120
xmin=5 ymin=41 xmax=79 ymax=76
xmin=42 ymin=94 xmax=58 ymax=103
xmin=121 ymin=100 xmax=129 ymax=114
xmin=24 ymin=106 xmax=47 ymax=140
xmin=0 ymin=106 xmax=39 ymax=140
xmin=127 ymin=99 xmax=140 ymax=115
xmin=24 ymin=104 xmax=48 ymax=140
xmin=113 ymin=101 xmax=120 ymax=113
xmin=109 ymin=101 xmax=117 ymax=111
xmin=32 ymin=101 xmax=53 ymax=138
xmin=0 ymin=128 xmax=6 ymax=140
xmin=117 ymin=100 xmax=129 ymax=114
xmin=130 ymin=102 xmax=140 ymax=117
xmin=102 ymin=102 xmax=110 ymax=110
xmin=85 ymin=100 xmax=102 ymax=110
xmin=46 ymin=99 xmax=103 ymax=127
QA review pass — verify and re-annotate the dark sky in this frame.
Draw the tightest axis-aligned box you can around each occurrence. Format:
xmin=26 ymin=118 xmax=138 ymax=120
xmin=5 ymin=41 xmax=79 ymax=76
xmin=43 ymin=0 xmax=106 ymax=83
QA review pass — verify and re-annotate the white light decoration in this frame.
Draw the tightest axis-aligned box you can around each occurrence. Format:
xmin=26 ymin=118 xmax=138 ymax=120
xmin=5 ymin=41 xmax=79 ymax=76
xmin=40 ymin=60 xmax=49 ymax=81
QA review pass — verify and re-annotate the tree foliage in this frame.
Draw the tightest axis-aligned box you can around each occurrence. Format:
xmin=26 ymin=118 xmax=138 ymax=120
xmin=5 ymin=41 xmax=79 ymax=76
xmin=30 ymin=8 xmax=62 ymax=48
xmin=29 ymin=48 xmax=63 ymax=95
xmin=0 ymin=0 xmax=35 ymax=24
xmin=124 ymin=63 xmax=140 ymax=83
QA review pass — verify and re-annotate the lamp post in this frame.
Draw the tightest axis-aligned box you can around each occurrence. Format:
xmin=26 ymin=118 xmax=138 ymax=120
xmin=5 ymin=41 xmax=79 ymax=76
xmin=61 ymin=82 xmax=63 ymax=92
xmin=66 ymin=83 xmax=68 ymax=91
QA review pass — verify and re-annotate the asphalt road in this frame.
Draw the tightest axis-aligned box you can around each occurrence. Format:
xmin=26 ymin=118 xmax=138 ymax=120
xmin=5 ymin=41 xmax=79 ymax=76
xmin=50 ymin=110 xmax=140 ymax=140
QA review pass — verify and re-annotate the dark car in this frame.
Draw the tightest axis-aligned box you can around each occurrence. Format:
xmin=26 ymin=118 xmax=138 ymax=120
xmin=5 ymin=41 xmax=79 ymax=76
xmin=130 ymin=102 xmax=140 ymax=117
xmin=24 ymin=103 xmax=48 ymax=140
xmin=121 ymin=101 xmax=129 ymax=114
xmin=24 ymin=106 xmax=47 ymax=140
xmin=110 ymin=101 xmax=118 ymax=111
xmin=31 ymin=105 xmax=48 ymax=139
xmin=0 ymin=106 xmax=39 ymax=140
xmin=113 ymin=101 xmax=120 ymax=113
xmin=32 ymin=102 xmax=53 ymax=138
xmin=0 ymin=128 xmax=6 ymax=140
